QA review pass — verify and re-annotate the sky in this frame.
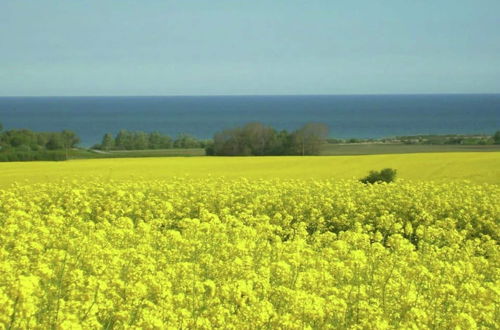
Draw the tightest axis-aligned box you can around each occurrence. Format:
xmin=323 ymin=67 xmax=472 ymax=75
xmin=1 ymin=0 xmax=499 ymax=96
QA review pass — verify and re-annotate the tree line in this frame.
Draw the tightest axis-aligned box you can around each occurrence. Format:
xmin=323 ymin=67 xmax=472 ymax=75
xmin=93 ymin=130 xmax=209 ymax=150
xmin=0 ymin=128 xmax=80 ymax=151
xmin=1 ymin=119 xmax=498 ymax=161
xmin=0 ymin=123 xmax=80 ymax=161
xmin=205 ymin=122 xmax=329 ymax=156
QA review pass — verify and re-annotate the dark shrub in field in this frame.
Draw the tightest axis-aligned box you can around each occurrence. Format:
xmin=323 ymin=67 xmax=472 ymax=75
xmin=360 ymin=168 xmax=397 ymax=184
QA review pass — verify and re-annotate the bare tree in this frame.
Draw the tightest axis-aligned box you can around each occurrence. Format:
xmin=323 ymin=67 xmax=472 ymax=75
xmin=293 ymin=123 xmax=329 ymax=155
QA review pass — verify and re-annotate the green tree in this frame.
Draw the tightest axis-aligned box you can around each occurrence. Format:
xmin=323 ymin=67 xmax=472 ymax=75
xmin=159 ymin=135 xmax=174 ymax=149
xmin=115 ymin=130 xmax=132 ymax=149
xmin=493 ymin=130 xmax=500 ymax=144
xmin=148 ymin=132 xmax=164 ymax=149
xmin=61 ymin=130 xmax=80 ymax=159
xmin=209 ymin=122 xmax=330 ymax=156
xmin=132 ymin=131 xmax=149 ymax=150
xmin=100 ymin=133 xmax=115 ymax=151
xmin=272 ymin=129 xmax=293 ymax=155
xmin=61 ymin=130 xmax=80 ymax=148
xmin=174 ymin=134 xmax=200 ymax=149
xmin=240 ymin=122 xmax=277 ymax=155
xmin=6 ymin=129 xmax=37 ymax=148
xmin=212 ymin=126 xmax=253 ymax=156
xmin=147 ymin=131 xmax=175 ymax=149
xmin=46 ymin=133 xmax=64 ymax=150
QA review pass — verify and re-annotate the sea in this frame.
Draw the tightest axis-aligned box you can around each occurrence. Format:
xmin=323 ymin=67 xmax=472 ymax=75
xmin=0 ymin=94 xmax=499 ymax=147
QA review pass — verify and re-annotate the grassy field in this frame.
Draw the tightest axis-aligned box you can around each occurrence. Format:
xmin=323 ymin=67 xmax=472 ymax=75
xmin=64 ymin=144 xmax=500 ymax=159
xmin=320 ymin=143 xmax=500 ymax=155
xmin=68 ymin=148 xmax=206 ymax=159
xmin=1 ymin=152 xmax=498 ymax=187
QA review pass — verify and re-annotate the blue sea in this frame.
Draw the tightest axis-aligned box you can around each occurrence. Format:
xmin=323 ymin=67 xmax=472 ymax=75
xmin=0 ymin=94 xmax=499 ymax=147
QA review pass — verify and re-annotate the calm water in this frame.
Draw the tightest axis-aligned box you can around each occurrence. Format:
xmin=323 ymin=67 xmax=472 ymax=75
xmin=0 ymin=94 xmax=499 ymax=147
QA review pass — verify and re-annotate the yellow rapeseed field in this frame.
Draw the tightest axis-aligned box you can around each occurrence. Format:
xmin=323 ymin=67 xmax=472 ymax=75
xmin=0 ymin=152 xmax=499 ymax=187
xmin=0 ymin=152 xmax=499 ymax=328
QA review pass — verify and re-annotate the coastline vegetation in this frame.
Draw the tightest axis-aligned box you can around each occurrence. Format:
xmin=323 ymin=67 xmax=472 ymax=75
xmin=329 ymin=132 xmax=500 ymax=145
xmin=1 ymin=121 xmax=498 ymax=161
xmin=92 ymin=130 xmax=210 ymax=151
xmin=0 ymin=124 xmax=79 ymax=161
xmin=206 ymin=122 xmax=328 ymax=156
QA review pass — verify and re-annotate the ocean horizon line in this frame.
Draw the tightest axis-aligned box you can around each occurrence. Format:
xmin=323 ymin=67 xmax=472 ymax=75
xmin=1 ymin=92 xmax=500 ymax=99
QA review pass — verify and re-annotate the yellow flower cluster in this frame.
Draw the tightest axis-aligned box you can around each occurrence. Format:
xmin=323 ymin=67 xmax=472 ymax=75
xmin=0 ymin=178 xmax=498 ymax=329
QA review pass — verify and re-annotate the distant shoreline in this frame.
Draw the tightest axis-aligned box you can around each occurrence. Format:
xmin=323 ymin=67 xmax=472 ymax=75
xmin=2 ymin=94 xmax=499 ymax=147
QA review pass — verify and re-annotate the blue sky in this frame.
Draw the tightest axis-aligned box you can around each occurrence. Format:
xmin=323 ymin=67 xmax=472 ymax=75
xmin=1 ymin=0 xmax=499 ymax=96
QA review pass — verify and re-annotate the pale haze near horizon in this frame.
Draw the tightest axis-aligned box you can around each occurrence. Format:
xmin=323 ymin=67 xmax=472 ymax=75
xmin=1 ymin=0 xmax=499 ymax=96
